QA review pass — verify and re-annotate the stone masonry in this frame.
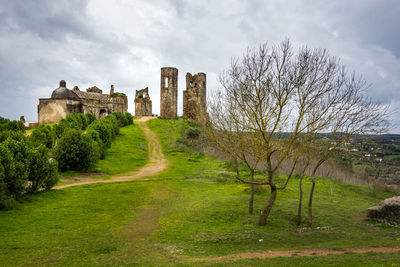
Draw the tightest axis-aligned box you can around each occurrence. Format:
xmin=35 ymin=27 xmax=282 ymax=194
xmin=38 ymin=80 xmax=127 ymax=124
xmin=183 ymin=72 xmax=207 ymax=121
xmin=160 ymin=67 xmax=178 ymax=119
xmin=135 ymin=87 xmax=152 ymax=116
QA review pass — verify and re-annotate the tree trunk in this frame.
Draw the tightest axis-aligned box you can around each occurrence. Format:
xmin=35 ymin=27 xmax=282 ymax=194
xmin=249 ymin=170 xmax=254 ymax=214
xmin=307 ymin=177 xmax=316 ymax=228
xmin=258 ymin=184 xmax=277 ymax=226
xmin=297 ymin=174 xmax=304 ymax=226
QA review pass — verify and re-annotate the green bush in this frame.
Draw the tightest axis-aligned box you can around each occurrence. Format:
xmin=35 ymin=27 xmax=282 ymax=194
xmin=0 ymin=135 xmax=30 ymax=209
xmin=53 ymin=129 xmax=100 ymax=171
xmin=26 ymin=145 xmax=58 ymax=193
xmin=30 ymin=124 xmax=56 ymax=149
xmin=85 ymin=113 xmax=96 ymax=125
xmin=0 ymin=118 xmax=25 ymax=133
xmin=111 ymin=112 xmax=129 ymax=127
xmin=86 ymin=128 xmax=106 ymax=159
xmin=88 ymin=120 xmax=113 ymax=148
xmin=125 ymin=112 xmax=134 ymax=125
xmin=103 ymin=115 xmax=119 ymax=136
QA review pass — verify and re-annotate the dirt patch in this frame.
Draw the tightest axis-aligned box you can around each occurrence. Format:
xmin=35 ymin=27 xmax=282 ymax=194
xmin=54 ymin=117 xmax=167 ymax=189
xmin=189 ymin=246 xmax=400 ymax=262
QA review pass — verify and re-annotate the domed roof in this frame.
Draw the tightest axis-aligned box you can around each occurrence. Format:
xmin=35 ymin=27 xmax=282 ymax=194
xmin=51 ymin=80 xmax=76 ymax=99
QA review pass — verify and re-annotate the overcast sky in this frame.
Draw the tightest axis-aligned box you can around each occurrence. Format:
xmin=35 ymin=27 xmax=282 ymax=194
xmin=0 ymin=0 xmax=399 ymax=132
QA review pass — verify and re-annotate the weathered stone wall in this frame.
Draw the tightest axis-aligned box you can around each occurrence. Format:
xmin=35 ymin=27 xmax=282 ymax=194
xmin=183 ymin=72 xmax=206 ymax=121
xmin=160 ymin=67 xmax=178 ymax=119
xmin=135 ymin=87 xmax=152 ymax=116
xmin=38 ymin=99 xmax=81 ymax=124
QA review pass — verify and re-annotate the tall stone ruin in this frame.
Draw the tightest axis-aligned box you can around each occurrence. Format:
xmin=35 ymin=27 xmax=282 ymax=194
xmin=183 ymin=72 xmax=206 ymax=121
xmin=160 ymin=67 xmax=178 ymax=119
xmin=135 ymin=87 xmax=152 ymax=116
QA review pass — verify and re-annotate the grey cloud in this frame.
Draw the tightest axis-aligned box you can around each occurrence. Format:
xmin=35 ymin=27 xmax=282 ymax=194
xmin=0 ymin=0 xmax=399 ymax=132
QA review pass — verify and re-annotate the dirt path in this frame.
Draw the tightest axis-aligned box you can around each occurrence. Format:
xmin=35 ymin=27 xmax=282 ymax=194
xmin=189 ymin=246 xmax=400 ymax=262
xmin=54 ymin=117 xmax=167 ymax=189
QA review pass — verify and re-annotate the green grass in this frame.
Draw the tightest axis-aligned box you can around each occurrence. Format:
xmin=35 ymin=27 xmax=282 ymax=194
xmin=1 ymin=118 xmax=400 ymax=266
xmin=384 ymin=154 xmax=400 ymax=160
xmin=147 ymin=118 xmax=225 ymax=179
xmin=95 ymin=124 xmax=147 ymax=175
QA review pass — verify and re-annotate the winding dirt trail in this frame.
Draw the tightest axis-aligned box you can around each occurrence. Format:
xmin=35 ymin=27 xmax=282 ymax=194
xmin=54 ymin=117 xmax=167 ymax=189
xmin=189 ymin=246 xmax=400 ymax=262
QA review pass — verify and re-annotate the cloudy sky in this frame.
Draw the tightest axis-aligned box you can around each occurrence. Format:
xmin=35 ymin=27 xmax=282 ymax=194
xmin=0 ymin=0 xmax=399 ymax=132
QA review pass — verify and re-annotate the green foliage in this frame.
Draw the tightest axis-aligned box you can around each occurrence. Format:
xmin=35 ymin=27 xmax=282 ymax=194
xmin=125 ymin=112 xmax=133 ymax=125
xmin=86 ymin=128 xmax=106 ymax=159
xmin=103 ymin=115 xmax=119 ymax=136
xmin=29 ymin=124 xmax=56 ymax=149
xmin=0 ymin=117 xmax=25 ymax=133
xmin=53 ymin=129 xmax=100 ymax=171
xmin=85 ymin=113 xmax=96 ymax=125
xmin=26 ymin=145 xmax=59 ymax=193
xmin=186 ymin=127 xmax=201 ymax=140
xmin=88 ymin=119 xmax=114 ymax=148
xmin=111 ymin=111 xmax=129 ymax=127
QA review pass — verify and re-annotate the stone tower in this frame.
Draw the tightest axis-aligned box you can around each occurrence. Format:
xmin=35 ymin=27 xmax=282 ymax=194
xmin=183 ymin=72 xmax=206 ymax=121
xmin=160 ymin=67 xmax=178 ymax=119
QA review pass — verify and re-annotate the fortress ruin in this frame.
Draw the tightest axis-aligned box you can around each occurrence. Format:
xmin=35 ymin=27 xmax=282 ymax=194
xmin=38 ymin=81 xmax=127 ymax=124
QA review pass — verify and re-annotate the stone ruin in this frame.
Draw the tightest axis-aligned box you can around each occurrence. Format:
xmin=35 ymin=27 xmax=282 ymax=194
xmin=38 ymin=80 xmax=127 ymax=124
xmin=160 ymin=67 xmax=178 ymax=119
xmin=135 ymin=87 xmax=152 ymax=116
xmin=159 ymin=68 xmax=207 ymax=121
xmin=367 ymin=196 xmax=400 ymax=226
xmin=183 ymin=72 xmax=207 ymax=121
xmin=36 ymin=67 xmax=207 ymax=125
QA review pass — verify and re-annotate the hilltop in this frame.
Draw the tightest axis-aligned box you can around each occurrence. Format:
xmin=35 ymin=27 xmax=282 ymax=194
xmin=0 ymin=118 xmax=400 ymax=266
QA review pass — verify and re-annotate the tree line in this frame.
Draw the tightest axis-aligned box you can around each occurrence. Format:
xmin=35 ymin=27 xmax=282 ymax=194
xmin=0 ymin=111 xmax=133 ymax=209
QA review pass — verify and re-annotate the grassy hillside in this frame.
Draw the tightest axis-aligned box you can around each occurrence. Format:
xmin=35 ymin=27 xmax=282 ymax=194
xmin=96 ymin=123 xmax=148 ymax=175
xmin=1 ymin=118 xmax=400 ymax=266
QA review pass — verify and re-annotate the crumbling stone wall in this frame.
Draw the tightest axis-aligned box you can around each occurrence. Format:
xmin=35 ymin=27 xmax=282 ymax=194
xmin=183 ymin=72 xmax=206 ymax=121
xmin=38 ymin=99 xmax=81 ymax=124
xmin=160 ymin=67 xmax=178 ymax=119
xmin=135 ymin=87 xmax=152 ymax=116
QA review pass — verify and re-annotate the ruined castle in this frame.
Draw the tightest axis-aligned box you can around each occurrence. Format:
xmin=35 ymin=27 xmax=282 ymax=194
xmin=135 ymin=67 xmax=207 ymax=121
xmin=37 ymin=67 xmax=206 ymax=124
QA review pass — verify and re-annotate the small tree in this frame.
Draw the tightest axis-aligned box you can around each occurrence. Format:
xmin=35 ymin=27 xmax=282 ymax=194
xmin=53 ymin=129 xmax=100 ymax=171
xmin=207 ymin=39 xmax=388 ymax=226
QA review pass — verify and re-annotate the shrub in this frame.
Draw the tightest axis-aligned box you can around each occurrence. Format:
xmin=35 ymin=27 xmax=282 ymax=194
xmin=125 ymin=112 xmax=133 ymax=125
xmin=26 ymin=145 xmax=59 ymax=193
xmin=85 ymin=113 xmax=96 ymax=125
xmin=30 ymin=124 xmax=56 ymax=149
xmin=88 ymin=120 xmax=113 ymax=148
xmin=103 ymin=115 xmax=119 ymax=136
xmin=86 ymin=128 xmax=106 ymax=159
xmin=0 ymin=137 xmax=30 ymax=209
xmin=53 ymin=129 xmax=100 ymax=171
xmin=111 ymin=112 xmax=128 ymax=127
xmin=0 ymin=118 xmax=25 ymax=133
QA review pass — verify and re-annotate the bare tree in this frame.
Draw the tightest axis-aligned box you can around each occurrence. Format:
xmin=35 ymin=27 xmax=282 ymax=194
xmin=206 ymin=39 xmax=388 ymax=226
